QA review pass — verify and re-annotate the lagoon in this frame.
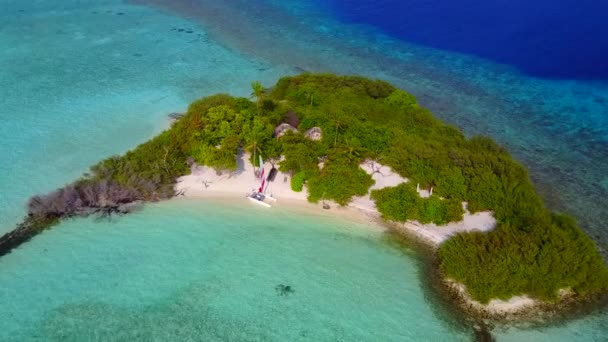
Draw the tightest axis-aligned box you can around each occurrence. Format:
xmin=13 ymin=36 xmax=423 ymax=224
xmin=1 ymin=0 xmax=606 ymax=340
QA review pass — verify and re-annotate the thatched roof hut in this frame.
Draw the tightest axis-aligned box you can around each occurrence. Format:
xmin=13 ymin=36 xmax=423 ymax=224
xmin=305 ymin=127 xmax=322 ymax=141
xmin=274 ymin=123 xmax=298 ymax=138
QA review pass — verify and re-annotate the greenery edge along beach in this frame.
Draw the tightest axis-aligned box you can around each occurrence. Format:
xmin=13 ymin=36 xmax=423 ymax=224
xmin=2 ymin=73 xmax=607 ymax=319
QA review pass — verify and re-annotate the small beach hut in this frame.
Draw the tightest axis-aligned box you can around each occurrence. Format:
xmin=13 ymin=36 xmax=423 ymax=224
xmin=274 ymin=123 xmax=298 ymax=138
xmin=305 ymin=127 xmax=322 ymax=141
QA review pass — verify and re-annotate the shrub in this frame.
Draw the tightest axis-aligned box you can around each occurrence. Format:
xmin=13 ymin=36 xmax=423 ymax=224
xmin=306 ymin=152 xmax=374 ymax=206
xmin=385 ymin=89 xmax=418 ymax=107
xmin=291 ymin=171 xmax=305 ymax=192
xmin=371 ymin=183 xmax=420 ymax=222
xmin=371 ymin=184 xmax=464 ymax=225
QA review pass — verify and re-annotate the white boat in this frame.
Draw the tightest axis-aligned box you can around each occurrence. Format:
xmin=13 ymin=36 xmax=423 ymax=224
xmin=248 ymin=191 xmax=271 ymax=207
xmin=265 ymin=194 xmax=277 ymax=202
xmin=247 ymin=155 xmax=276 ymax=208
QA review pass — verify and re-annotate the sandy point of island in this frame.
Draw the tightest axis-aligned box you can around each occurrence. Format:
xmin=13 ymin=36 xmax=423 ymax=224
xmin=174 ymin=152 xmax=544 ymax=316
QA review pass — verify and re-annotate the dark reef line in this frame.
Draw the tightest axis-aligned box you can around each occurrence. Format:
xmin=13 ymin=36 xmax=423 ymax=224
xmin=0 ymin=179 xmax=157 ymax=256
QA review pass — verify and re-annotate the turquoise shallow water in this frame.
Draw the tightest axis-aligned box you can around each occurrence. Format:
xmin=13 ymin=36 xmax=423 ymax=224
xmin=0 ymin=0 xmax=291 ymax=233
xmin=0 ymin=199 xmax=471 ymax=341
xmin=144 ymin=0 xmax=608 ymax=250
xmin=1 ymin=0 xmax=608 ymax=340
xmin=1 ymin=200 xmax=606 ymax=341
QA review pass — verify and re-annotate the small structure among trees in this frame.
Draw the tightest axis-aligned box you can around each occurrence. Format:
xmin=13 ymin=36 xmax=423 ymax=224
xmin=274 ymin=123 xmax=298 ymax=138
xmin=305 ymin=127 xmax=322 ymax=141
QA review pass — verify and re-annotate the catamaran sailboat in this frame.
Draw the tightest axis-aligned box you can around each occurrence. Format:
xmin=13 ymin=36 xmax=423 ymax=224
xmin=247 ymin=155 xmax=277 ymax=207
xmin=248 ymin=191 xmax=272 ymax=207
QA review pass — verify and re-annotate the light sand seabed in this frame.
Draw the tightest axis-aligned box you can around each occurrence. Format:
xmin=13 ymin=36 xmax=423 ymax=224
xmin=175 ymin=153 xmax=540 ymax=315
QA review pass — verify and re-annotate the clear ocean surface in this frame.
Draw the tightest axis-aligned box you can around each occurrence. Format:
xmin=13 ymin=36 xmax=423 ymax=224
xmin=1 ymin=0 xmax=607 ymax=340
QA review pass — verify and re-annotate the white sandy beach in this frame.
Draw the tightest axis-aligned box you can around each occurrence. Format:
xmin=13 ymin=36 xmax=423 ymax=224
xmin=175 ymin=152 xmax=308 ymax=201
xmin=174 ymin=153 xmax=545 ymax=315
xmin=175 ymin=153 xmax=496 ymax=245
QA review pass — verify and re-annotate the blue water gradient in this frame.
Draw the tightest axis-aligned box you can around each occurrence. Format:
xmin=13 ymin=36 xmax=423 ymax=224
xmin=145 ymin=0 xmax=608 ymax=252
xmin=1 ymin=0 xmax=608 ymax=339
xmin=0 ymin=0 xmax=291 ymax=232
xmin=323 ymin=0 xmax=608 ymax=80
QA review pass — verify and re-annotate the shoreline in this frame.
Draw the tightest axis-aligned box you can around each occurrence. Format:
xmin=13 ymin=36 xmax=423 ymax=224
xmin=135 ymin=0 xmax=608 ymax=262
xmin=173 ymin=153 xmax=557 ymax=318
xmin=173 ymin=191 xmax=385 ymax=231
xmin=175 ymin=154 xmax=497 ymax=247
xmin=174 ymin=186 xmax=563 ymax=319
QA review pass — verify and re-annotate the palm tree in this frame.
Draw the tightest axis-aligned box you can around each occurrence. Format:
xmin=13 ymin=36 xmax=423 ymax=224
xmin=244 ymin=140 xmax=262 ymax=174
xmin=251 ymin=81 xmax=264 ymax=111
xmin=341 ymin=136 xmax=363 ymax=162
xmin=250 ymin=81 xmax=265 ymax=174
xmin=331 ymin=111 xmax=346 ymax=147
xmin=245 ymin=116 xmax=265 ymax=175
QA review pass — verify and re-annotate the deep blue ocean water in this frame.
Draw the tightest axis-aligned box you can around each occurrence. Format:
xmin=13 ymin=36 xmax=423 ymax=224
xmin=324 ymin=0 xmax=608 ymax=80
xmin=157 ymin=0 xmax=608 ymax=248
xmin=1 ymin=0 xmax=607 ymax=340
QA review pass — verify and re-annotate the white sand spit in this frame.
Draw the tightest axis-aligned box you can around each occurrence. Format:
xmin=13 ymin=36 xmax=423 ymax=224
xmin=447 ymin=281 xmax=538 ymax=315
xmin=398 ymin=206 xmax=496 ymax=245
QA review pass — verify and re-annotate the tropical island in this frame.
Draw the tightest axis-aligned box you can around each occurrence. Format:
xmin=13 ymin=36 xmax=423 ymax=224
xmin=1 ymin=73 xmax=607 ymax=318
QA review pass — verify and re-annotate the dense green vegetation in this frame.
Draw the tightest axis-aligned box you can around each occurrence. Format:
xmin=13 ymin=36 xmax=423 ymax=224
xmin=7 ymin=73 xmax=607 ymax=305
xmin=371 ymin=184 xmax=463 ymax=225
xmin=291 ymin=171 xmax=305 ymax=192
xmin=266 ymin=74 xmax=608 ymax=302
xmin=440 ymin=215 xmax=608 ymax=302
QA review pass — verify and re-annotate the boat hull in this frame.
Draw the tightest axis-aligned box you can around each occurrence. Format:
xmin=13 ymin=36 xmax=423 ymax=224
xmin=248 ymin=196 xmax=272 ymax=208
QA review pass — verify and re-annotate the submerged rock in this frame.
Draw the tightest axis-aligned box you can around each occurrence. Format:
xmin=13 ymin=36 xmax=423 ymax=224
xmin=473 ymin=324 xmax=495 ymax=342
xmin=168 ymin=112 xmax=184 ymax=121
xmin=275 ymin=284 xmax=295 ymax=296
